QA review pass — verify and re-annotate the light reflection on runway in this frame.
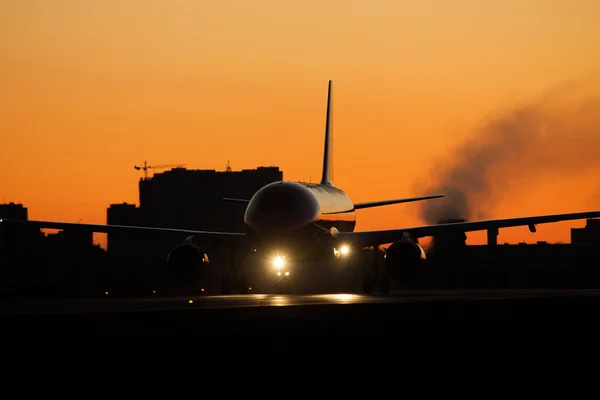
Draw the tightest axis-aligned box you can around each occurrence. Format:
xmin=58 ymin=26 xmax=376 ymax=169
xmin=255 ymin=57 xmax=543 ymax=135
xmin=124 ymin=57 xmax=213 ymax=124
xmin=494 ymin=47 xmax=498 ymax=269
xmin=3 ymin=289 xmax=600 ymax=315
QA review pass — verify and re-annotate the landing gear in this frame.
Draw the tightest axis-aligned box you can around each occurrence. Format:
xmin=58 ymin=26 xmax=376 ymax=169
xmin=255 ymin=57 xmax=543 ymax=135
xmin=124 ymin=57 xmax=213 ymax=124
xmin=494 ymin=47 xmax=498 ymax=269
xmin=274 ymin=278 xmax=291 ymax=294
xmin=362 ymin=272 xmax=374 ymax=294
xmin=236 ymin=272 xmax=250 ymax=294
xmin=220 ymin=271 xmax=251 ymax=294
xmin=221 ymin=248 xmax=253 ymax=295
xmin=379 ymin=273 xmax=390 ymax=295
xmin=361 ymin=245 xmax=390 ymax=295
xmin=221 ymin=271 xmax=234 ymax=294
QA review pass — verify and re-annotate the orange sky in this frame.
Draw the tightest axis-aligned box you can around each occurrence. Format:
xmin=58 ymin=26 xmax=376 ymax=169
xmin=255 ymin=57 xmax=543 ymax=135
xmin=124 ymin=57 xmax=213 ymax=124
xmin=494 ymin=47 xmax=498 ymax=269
xmin=1 ymin=0 xmax=600 ymax=247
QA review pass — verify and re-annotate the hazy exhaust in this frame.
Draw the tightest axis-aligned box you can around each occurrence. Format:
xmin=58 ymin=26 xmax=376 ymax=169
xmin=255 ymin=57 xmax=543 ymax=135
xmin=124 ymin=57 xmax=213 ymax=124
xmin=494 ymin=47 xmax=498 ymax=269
xmin=413 ymin=81 xmax=600 ymax=225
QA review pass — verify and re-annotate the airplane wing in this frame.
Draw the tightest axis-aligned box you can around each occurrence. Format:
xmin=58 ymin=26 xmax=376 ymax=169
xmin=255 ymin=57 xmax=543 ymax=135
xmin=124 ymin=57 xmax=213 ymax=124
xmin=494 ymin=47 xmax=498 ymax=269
xmin=0 ymin=219 xmax=247 ymax=246
xmin=331 ymin=211 xmax=600 ymax=248
xmin=353 ymin=194 xmax=444 ymax=210
xmin=222 ymin=198 xmax=251 ymax=203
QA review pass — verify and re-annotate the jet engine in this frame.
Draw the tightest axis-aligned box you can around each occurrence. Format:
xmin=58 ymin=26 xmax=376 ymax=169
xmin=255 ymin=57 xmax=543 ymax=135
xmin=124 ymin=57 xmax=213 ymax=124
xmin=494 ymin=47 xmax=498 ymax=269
xmin=166 ymin=243 xmax=210 ymax=283
xmin=384 ymin=239 xmax=426 ymax=280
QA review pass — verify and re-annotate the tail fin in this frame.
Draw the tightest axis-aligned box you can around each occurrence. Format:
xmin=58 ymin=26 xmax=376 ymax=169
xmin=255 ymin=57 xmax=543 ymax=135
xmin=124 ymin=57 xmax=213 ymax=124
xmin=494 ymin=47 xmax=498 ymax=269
xmin=320 ymin=80 xmax=333 ymax=186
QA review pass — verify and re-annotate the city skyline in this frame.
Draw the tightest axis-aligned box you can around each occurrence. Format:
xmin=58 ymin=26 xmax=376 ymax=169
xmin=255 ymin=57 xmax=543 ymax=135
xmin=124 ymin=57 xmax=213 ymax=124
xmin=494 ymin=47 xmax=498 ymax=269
xmin=2 ymin=161 xmax=593 ymax=250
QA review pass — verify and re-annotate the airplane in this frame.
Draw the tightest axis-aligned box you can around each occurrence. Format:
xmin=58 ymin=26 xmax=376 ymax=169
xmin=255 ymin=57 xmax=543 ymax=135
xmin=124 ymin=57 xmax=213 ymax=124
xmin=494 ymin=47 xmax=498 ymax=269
xmin=2 ymin=80 xmax=600 ymax=294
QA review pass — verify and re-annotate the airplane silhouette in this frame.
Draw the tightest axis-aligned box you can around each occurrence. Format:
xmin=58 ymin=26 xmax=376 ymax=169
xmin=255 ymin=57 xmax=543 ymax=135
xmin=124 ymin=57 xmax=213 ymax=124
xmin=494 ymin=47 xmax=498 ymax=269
xmin=3 ymin=81 xmax=599 ymax=294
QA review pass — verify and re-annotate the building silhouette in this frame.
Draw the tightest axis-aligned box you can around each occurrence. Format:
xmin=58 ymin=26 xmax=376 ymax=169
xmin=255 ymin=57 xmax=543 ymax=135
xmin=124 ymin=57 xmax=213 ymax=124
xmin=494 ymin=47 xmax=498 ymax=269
xmin=104 ymin=166 xmax=283 ymax=292
xmin=0 ymin=202 xmax=44 ymax=252
xmin=0 ymin=202 xmax=104 ymax=298
xmin=571 ymin=218 xmax=600 ymax=245
xmin=0 ymin=202 xmax=28 ymax=220
xmin=107 ymin=202 xmax=143 ymax=256
xmin=108 ymin=165 xmax=282 ymax=246
xmin=137 ymin=166 xmax=282 ymax=231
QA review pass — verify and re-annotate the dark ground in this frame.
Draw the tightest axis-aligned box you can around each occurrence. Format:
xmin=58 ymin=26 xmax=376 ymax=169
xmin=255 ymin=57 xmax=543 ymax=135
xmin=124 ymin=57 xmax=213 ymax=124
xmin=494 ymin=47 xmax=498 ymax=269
xmin=1 ymin=296 xmax=599 ymax=393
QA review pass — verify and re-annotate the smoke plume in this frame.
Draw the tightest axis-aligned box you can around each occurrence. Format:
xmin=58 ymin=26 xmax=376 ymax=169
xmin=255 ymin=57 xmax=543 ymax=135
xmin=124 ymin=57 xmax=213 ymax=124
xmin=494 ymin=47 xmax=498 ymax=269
xmin=414 ymin=82 xmax=600 ymax=225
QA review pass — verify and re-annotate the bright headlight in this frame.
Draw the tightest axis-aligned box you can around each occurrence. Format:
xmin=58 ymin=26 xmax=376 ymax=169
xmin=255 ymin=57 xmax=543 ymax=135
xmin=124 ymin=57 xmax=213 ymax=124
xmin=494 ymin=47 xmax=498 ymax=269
xmin=273 ymin=256 xmax=285 ymax=269
xmin=334 ymin=244 xmax=351 ymax=258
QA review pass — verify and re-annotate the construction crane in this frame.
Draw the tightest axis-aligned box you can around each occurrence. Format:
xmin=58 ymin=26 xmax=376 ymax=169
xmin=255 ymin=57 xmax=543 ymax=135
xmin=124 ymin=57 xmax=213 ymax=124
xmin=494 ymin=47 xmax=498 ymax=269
xmin=134 ymin=161 xmax=186 ymax=180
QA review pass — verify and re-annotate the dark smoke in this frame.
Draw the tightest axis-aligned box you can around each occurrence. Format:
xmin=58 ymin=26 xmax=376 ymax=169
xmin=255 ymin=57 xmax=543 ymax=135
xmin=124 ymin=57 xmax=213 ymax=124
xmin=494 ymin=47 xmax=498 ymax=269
xmin=414 ymin=83 xmax=600 ymax=225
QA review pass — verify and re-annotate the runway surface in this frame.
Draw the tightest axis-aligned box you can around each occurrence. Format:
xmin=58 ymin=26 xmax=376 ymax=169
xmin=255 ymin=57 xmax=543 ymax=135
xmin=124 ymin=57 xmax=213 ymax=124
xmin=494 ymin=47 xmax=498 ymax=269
xmin=3 ymin=288 xmax=600 ymax=315
xmin=4 ymin=289 xmax=600 ymax=391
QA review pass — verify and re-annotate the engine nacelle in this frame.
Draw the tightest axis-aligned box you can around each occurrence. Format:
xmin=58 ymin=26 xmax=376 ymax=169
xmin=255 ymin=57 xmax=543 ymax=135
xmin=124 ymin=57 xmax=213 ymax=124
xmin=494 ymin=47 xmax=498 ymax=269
xmin=384 ymin=239 xmax=426 ymax=280
xmin=166 ymin=243 xmax=209 ymax=283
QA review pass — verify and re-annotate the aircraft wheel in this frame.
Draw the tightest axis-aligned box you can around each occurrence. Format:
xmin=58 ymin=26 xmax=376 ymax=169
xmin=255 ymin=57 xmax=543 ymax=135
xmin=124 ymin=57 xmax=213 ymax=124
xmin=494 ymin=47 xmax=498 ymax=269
xmin=379 ymin=274 xmax=390 ymax=295
xmin=221 ymin=272 xmax=233 ymax=294
xmin=274 ymin=279 xmax=291 ymax=294
xmin=362 ymin=272 xmax=374 ymax=294
xmin=282 ymin=279 xmax=292 ymax=294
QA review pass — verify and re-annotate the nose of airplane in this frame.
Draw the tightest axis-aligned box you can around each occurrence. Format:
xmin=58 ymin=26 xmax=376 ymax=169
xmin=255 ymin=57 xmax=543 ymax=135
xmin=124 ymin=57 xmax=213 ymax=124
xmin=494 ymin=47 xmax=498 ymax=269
xmin=244 ymin=182 xmax=320 ymax=234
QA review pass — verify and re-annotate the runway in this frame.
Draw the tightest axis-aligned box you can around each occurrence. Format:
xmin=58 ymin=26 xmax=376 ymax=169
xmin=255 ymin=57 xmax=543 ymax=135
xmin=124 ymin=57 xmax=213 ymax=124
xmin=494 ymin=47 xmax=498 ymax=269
xmin=3 ymin=288 xmax=600 ymax=315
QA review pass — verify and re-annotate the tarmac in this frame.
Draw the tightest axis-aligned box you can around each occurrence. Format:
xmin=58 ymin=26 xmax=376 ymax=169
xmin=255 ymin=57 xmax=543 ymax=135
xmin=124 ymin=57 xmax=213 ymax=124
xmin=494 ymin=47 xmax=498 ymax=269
xmin=3 ymin=288 xmax=600 ymax=315
xmin=2 ymin=289 xmax=599 ymax=391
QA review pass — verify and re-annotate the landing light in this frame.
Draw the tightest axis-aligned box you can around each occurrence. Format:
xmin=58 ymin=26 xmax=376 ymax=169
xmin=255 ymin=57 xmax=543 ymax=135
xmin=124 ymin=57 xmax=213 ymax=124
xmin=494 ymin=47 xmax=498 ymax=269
xmin=334 ymin=244 xmax=351 ymax=258
xmin=273 ymin=255 xmax=285 ymax=269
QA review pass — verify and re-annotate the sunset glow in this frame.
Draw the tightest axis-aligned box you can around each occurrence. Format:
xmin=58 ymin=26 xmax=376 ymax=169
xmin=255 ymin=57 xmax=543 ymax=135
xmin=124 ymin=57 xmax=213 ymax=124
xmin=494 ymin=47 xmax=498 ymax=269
xmin=1 ymin=1 xmax=599 ymax=247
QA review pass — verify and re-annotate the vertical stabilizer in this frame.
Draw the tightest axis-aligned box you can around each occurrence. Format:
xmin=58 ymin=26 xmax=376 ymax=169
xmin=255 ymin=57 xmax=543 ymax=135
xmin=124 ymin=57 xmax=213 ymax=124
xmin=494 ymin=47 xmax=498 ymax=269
xmin=321 ymin=80 xmax=333 ymax=186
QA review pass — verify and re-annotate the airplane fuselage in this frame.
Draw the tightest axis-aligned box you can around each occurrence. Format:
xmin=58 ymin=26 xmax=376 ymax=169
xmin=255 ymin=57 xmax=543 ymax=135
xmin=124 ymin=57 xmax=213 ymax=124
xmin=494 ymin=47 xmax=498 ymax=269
xmin=244 ymin=181 xmax=356 ymax=260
